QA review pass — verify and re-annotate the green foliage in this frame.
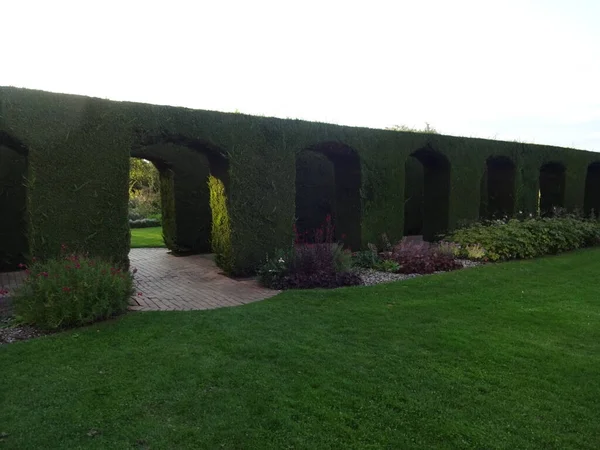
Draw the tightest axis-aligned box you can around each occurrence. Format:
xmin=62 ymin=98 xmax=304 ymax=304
xmin=132 ymin=145 xmax=213 ymax=254
xmin=3 ymin=86 xmax=600 ymax=275
xmin=437 ymin=241 xmax=462 ymax=257
xmin=158 ymin=168 xmax=178 ymax=251
xmin=129 ymin=218 xmax=161 ymax=229
xmin=129 ymin=158 xmax=159 ymax=196
xmin=332 ymin=243 xmax=353 ymax=273
xmin=465 ymin=243 xmax=487 ymax=260
xmin=352 ymin=249 xmax=380 ymax=269
xmin=130 ymin=227 xmax=166 ymax=248
xmin=13 ymin=251 xmax=134 ymax=330
xmin=1 ymin=91 xmax=131 ymax=267
xmin=256 ymin=248 xmax=291 ymax=288
xmin=128 ymin=158 xmax=161 ymax=221
xmin=209 ymin=175 xmax=233 ymax=272
xmin=258 ymin=243 xmax=358 ymax=290
xmin=375 ymin=259 xmax=400 ymax=273
xmin=128 ymin=193 xmax=161 ymax=221
xmin=0 ymin=146 xmax=28 ymax=269
xmin=387 ymin=123 xmax=439 ymax=133
xmin=6 ymin=250 xmax=600 ymax=449
xmin=403 ymin=157 xmax=424 ymax=235
xmin=448 ymin=217 xmax=600 ymax=261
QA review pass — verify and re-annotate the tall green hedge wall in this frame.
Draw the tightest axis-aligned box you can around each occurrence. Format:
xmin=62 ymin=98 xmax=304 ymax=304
xmin=1 ymin=86 xmax=600 ymax=274
xmin=0 ymin=144 xmax=28 ymax=269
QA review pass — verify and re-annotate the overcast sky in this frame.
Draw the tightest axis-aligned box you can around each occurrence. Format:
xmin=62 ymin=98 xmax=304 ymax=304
xmin=3 ymin=0 xmax=599 ymax=151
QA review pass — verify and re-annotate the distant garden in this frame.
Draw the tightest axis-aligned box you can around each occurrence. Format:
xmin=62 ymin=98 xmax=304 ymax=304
xmin=128 ymin=158 xmax=162 ymax=229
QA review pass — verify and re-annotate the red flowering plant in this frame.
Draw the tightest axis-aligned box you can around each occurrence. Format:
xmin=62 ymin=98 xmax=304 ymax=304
xmin=258 ymin=215 xmax=360 ymax=289
xmin=382 ymin=238 xmax=462 ymax=275
xmin=12 ymin=245 xmax=135 ymax=330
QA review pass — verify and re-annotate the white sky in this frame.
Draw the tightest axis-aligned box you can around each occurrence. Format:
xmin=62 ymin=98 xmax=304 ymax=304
xmin=3 ymin=0 xmax=600 ymax=151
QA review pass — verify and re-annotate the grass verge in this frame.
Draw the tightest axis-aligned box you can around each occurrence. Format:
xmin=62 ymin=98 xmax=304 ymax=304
xmin=1 ymin=250 xmax=600 ymax=449
xmin=130 ymin=227 xmax=165 ymax=248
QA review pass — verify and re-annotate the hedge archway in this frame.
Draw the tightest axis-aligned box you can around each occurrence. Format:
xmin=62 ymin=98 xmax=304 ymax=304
xmin=479 ymin=156 xmax=516 ymax=219
xmin=295 ymin=142 xmax=361 ymax=250
xmin=539 ymin=162 xmax=566 ymax=216
xmin=0 ymin=132 xmax=29 ymax=270
xmin=404 ymin=147 xmax=450 ymax=241
xmin=584 ymin=162 xmax=600 ymax=218
xmin=131 ymin=136 xmax=230 ymax=264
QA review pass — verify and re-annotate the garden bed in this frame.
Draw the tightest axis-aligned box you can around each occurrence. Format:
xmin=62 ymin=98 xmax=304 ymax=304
xmin=0 ymin=317 xmax=48 ymax=345
xmin=356 ymin=259 xmax=483 ymax=286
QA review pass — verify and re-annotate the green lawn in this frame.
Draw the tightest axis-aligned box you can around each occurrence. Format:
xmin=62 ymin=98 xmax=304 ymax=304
xmin=2 ymin=250 xmax=600 ymax=449
xmin=130 ymin=226 xmax=165 ymax=248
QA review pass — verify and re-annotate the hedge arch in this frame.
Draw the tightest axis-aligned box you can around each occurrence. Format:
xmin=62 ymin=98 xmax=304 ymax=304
xmin=5 ymin=86 xmax=600 ymax=274
xmin=479 ymin=156 xmax=516 ymax=219
xmin=131 ymin=135 xmax=231 ymax=264
xmin=539 ymin=162 xmax=566 ymax=216
xmin=0 ymin=132 xmax=28 ymax=270
xmin=584 ymin=162 xmax=600 ymax=218
xmin=295 ymin=142 xmax=361 ymax=250
xmin=404 ymin=147 xmax=450 ymax=241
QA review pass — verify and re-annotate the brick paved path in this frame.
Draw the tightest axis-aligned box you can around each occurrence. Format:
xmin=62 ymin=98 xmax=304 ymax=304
xmin=129 ymin=249 xmax=278 ymax=311
xmin=0 ymin=249 xmax=278 ymax=313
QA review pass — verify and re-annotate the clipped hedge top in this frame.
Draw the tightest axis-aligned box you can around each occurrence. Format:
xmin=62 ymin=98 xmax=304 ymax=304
xmin=2 ymin=86 xmax=599 ymax=166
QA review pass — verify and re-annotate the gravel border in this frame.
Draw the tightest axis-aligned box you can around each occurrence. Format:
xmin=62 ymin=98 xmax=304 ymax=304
xmin=0 ymin=318 xmax=48 ymax=345
xmin=357 ymin=259 xmax=484 ymax=286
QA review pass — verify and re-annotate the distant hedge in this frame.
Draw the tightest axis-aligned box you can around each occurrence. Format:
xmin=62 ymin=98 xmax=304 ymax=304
xmin=129 ymin=218 xmax=161 ymax=229
xmin=1 ymin=86 xmax=600 ymax=274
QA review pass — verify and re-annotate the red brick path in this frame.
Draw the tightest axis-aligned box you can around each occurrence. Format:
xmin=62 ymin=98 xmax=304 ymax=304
xmin=0 ymin=249 xmax=278 ymax=313
xmin=129 ymin=249 xmax=278 ymax=311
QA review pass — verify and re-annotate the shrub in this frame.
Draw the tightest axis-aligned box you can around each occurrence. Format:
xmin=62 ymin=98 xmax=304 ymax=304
xmin=12 ymin=249 xmax=134 ymax=330
xmin=375 ymin=259 xmax=400 ymax=273
xmin=128 ymin=182 xmax=161 ymax=220
xmin=257 ymin=248 xmax=291 ymax=289
xmin=385 ymin=239 xmax=462 ymax=274
xmin=265 ymin=243 xmax=360 ymax=290
xmin=129 ymin=218 xmax=162 ymax=228
xmin=447 ymin=216 xmax=600 ymax=261
xmin=465 ymin=243 xmax=487 ymax=260
xmin=438 ymin=241 xmax=462 ymax=257
xmin=352 ymin=248 xmax=380 ymax=269
xmin=259 ymin=216 xmax=360 ymax=290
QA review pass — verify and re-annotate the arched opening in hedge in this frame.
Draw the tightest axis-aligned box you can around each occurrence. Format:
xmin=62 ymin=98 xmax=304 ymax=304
xmin=0 ymin=132 xmax=29 ymax=271
xmin=404 ymin=147 xmax=450 ymax=241
xmin=539 ymin=162 xmax=566 ymax=216
xmin=295 ymin=142 xmax=361 ymax=250
xmin=584 ymin=162 xmax=600 ymax=218
xmin=131 ymin=135 xmax=231 ymax=267
xmin=128 ymin=156 xmax=163 ymax=241
xmin=479 ymin=156 xmax=516 ymax=219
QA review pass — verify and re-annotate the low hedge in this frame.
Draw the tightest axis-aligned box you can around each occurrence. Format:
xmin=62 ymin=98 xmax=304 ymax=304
xmin=129 ymin=218 xmax=161 ymax=229
xmin=447 ymin=216 xmax=600 ymax=261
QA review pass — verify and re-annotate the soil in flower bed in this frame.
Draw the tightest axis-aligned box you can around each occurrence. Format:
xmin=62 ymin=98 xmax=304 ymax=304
xmin=0 ymin=317 xmax=48 ymax=345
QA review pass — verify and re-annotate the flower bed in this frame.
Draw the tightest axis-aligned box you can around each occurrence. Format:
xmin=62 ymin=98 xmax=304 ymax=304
xmin=11 ymin=246 xmax=135 ymax=330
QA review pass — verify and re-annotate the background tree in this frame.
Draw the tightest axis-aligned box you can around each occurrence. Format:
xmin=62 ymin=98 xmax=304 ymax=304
xmin=129 ymin=159 xmax=161 ymax=220
xmin=386 ymin=123 xmax=438 ymax=134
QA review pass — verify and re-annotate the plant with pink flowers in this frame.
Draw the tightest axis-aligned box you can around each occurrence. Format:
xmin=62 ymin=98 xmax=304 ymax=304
xmin=12 ymin=245 xmax=135 ymax=330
